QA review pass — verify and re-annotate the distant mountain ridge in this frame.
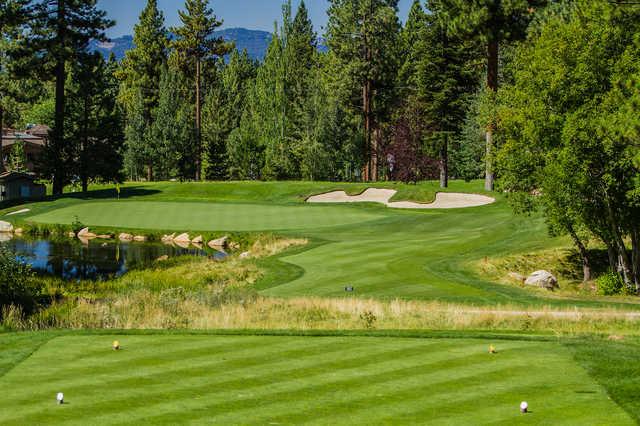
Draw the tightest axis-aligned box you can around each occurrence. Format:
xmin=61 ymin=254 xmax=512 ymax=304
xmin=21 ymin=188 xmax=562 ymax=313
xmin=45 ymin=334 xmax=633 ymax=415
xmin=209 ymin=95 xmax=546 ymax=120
xmin=90 ymin=28 xmax=273 ymax=61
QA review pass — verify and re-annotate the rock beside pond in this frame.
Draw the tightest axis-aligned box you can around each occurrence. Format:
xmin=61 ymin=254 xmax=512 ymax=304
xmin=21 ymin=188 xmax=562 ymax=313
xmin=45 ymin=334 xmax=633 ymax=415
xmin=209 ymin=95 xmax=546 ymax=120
xmin=161 ymin=233 xmax=175 ymax=243
xmin=97 ymin=234 xmax=113 ymax=239
xmin=156 ymin=255 xmax=169 ymax=262
xmin=0 ymin=221 xmax=14 ymax=233
xmin=14 ymin=228 xmax=23 ymax=235
xmin=174 ymin=233 xmax=191 ymax=243
xmin=209 ymin=235 xmax=228 ymax=248
xmin=77 ymin=227 xmax=97 ymax=239
xmin=525 ymin=270 xmax=558 ymax=290
xmin=192 ymin=235 xmax=204 ymax=244
xmin=119 ymin=233 xmax=133 ymax=241
xmin=239 ymin=251 xmax=250 ymax=259
xmin=133 ymin=235 xmax=147 ymax=242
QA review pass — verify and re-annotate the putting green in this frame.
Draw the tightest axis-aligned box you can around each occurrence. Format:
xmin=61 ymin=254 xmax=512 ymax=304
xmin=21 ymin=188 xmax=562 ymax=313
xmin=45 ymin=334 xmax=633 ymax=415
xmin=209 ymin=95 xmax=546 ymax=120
xmin=0 ymin=335 xmax=632 ymax=425
xmin=28 ymin=201 xmax=385 ymax=232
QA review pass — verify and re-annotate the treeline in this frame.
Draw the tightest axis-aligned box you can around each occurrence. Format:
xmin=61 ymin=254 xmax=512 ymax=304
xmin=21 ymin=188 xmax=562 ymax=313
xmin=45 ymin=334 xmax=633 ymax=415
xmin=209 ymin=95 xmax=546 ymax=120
xmin=1 ymin=0 xmax=546 ymax=189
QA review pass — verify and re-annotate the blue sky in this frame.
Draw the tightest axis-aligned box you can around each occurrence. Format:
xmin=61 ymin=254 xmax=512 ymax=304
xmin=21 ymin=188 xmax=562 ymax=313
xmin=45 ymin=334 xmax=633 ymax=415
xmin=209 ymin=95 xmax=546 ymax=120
xmin=98 ymin=0 xmax=414 ymax=38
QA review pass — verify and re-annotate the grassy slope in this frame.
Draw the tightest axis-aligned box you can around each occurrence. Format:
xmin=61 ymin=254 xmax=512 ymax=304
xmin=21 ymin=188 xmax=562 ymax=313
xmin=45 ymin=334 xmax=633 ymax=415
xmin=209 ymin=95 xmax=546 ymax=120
xmin=0 ymin=333 xmax=634 ymax=425
xmin=4 ymin=180 xmax=639 ymax=308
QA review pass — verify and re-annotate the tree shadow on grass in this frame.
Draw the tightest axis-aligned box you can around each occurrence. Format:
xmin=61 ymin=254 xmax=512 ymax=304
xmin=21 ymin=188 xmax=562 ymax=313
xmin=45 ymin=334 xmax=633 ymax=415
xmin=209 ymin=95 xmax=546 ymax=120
xmin=57 ymin=186 xmax=162 ymax=201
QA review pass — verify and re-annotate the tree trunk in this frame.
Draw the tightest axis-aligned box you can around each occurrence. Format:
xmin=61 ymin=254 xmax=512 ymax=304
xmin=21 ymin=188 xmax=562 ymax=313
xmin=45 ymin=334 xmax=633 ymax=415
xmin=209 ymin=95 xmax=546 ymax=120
xmin=484 ymin=39 xmax=499 ymax=192
xmin=371 ymin=127 xmax=380 ymax=182
xmin=81 ymin=96 xmax=89 ymax=194
xmin=52 ymin=0 xmax=66 ymax=196
xmin=567 ymin=223 xmax=591 ymax=282
xmin=363 ymin=79 xmax=371 ymax=182
xmin=440 ymin=134 xmax=449 ymax=188
xmin=631 ymin=225 xmax=640 ymax=290
xmin=147 ymin=164 xmax=153 ymax=182
xmin=0 ymin=104 xmax=5 ymax=172
xmin=604 ymin=194 xmax=633 ymax=285
xmin=195 ymin=59 xmax=202 ymax=181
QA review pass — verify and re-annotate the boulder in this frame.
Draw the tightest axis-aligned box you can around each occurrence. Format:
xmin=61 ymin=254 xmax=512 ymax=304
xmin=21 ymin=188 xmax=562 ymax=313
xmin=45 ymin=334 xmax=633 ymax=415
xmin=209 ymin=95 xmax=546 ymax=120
xmin=156 ymin=255 xmax=169 ymax=262
xmin=525 ymin=270 xmax=558 ymax=290
xmin=208 ymin=235 xmax=228 ymax=248
xmin=161 ymin=233 xmax=175 ymax=241
xmin=96 ymin=234 xmax=113 ymax=239
xmin=119 ymin=233 xmax=134 ymax=241
xmin=192 ymin=235 xmax=204 ymax=244
xmin=14 ymin=228 xmax=23 ymax=235
xmin=239 ymin=251 xmax=250 ymax=259
xmin=0 ymin=221 xmax=14 ymax=233
xmin=133 ymin=235 xmax=147 ymax=242
xmin=77 ymin=227 xmax=97 ymax=238
xmin=229 ymin=242 xmax=241 ymax=250
xmin=174 ymin=233 xmax=191 ymax=243
xmin=174 ymin=240 xmax=190 ymax=249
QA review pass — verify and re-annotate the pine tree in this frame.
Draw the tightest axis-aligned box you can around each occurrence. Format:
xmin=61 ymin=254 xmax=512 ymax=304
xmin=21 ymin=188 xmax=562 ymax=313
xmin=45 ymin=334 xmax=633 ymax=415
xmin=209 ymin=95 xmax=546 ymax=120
xmin=0 ymin=0 xmax=31 ymax=171
xmin=202 ymin=49 xmax=256 ymax=180
xmin=326 ymin=0 xmax=401 ymax=181
xmin=442 ymin=0 xmax=545 ymax=190
xmin=117 ymin=0 xmax=167 ymax=115
xmin=116 ymin=0 xmax=168 ymax=181
xmin=28 ymin=0 xmax=113 ymax=194
xmin=415 ymin=0 xmax=481 ymax=187
xmin=171 ymin=0 xmax=232 ymax=181
xmin=67 ymin=52 xmax=124 ymax=192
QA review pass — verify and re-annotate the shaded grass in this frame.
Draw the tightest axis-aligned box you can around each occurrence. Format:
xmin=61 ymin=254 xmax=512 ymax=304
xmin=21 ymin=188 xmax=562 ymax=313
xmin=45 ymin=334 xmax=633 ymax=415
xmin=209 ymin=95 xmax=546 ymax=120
xmin=0 ymin=333 xmax=633 ymax=425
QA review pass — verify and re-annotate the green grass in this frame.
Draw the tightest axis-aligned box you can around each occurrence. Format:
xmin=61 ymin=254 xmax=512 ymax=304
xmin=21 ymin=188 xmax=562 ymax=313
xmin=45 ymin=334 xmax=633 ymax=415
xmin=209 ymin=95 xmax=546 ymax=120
xmin=4 ymin=180 xmax=640 ymax=308
xmin=0 ymin=333 xmax=635 ymax=425
xmin=27 ymin=201 xmax=385 ymax=232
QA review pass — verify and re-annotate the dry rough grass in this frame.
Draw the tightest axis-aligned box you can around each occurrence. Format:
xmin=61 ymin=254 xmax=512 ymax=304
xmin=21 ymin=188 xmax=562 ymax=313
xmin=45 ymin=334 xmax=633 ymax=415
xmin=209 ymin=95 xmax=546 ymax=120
xmin=8 ymin=295 xmax=639 ymax=336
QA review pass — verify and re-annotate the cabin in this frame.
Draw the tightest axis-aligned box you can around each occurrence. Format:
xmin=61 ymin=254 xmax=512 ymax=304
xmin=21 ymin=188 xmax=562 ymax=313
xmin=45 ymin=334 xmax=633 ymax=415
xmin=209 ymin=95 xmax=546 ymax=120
xmin=1 ymin=125 xmax=49 ymax=174
xmin=0 ymin=171 xmax=46 ymax=202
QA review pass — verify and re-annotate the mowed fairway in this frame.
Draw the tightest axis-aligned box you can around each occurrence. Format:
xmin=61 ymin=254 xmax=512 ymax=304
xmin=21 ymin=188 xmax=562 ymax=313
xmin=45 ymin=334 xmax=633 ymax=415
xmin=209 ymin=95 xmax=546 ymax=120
xmin=0 ymin=335 xmax=633 ymax=425
xmin=28 ymin=201 xmax=385 ymax=231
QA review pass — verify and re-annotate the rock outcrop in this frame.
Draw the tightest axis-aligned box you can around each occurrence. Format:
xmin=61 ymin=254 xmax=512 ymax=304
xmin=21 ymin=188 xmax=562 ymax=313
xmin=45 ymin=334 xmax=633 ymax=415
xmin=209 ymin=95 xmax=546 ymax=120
xmin=0 ymin=221 xmax=14 ymax=233
xmin=208 ymin=235 xmax=228 ymax=248
xmin=525 ymin=270 xmax=558 ymax=290
xmin=119 ymin=233 xmax=134 ymax=241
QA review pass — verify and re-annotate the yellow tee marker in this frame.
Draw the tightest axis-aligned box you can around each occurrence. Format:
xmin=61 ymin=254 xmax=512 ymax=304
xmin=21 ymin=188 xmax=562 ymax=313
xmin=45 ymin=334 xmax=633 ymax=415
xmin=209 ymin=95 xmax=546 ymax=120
xmin=112 ymin=341 xmax=120 ymax=350
xmin=489 ymin=345 xmax=497 ymax=354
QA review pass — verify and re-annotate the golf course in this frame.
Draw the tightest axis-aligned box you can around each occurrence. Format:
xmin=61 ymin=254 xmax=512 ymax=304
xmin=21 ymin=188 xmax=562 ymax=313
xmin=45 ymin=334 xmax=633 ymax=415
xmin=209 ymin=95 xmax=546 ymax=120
xmin=0 ymin=180 xmax=638 ymax=424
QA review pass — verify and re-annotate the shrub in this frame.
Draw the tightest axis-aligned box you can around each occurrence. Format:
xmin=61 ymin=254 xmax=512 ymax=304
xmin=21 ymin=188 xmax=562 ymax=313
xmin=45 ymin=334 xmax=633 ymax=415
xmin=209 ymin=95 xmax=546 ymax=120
xmin=0 ymin=247 xmax=41 ymax=317
xmin=597 ymin=271 xmax=624 ymax=296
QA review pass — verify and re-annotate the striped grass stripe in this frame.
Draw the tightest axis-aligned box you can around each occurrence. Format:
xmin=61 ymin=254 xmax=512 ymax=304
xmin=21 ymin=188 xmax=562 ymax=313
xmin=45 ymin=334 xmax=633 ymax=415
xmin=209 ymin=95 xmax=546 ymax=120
xmin=0 ymin=336 xmax=633 ymax=425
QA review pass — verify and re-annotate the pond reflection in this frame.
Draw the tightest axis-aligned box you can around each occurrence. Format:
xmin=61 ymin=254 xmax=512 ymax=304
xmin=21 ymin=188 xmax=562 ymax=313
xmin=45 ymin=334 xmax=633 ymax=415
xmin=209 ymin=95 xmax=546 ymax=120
xmin=2 ymin=237 xmax=227 ymax=281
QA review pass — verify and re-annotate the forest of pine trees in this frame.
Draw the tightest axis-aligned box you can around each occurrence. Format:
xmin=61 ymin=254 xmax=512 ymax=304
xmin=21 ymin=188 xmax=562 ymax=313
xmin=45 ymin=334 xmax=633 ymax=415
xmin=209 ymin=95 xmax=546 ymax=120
xmin=0 ymin=0 xmax=518 ymax=187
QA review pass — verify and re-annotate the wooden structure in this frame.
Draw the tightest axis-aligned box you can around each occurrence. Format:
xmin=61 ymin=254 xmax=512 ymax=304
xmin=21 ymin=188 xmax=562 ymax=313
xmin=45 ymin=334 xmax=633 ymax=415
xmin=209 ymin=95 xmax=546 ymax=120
xmin=0 ymin=171 xmax=46 ymax=202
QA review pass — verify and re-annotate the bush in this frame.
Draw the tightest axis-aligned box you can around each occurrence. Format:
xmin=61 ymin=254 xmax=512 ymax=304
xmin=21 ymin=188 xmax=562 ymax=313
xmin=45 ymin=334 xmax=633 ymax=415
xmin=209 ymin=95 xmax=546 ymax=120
xmin=0 ymin=247 xmax=41 ymax=317
xmin=597 ymin=271 xmax=625 ymax=296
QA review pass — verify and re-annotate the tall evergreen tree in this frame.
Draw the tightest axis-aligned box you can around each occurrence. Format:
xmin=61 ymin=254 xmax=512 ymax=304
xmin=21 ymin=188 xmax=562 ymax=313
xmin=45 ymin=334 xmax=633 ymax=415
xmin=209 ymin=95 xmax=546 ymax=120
xmin=28 ymin=0 xmax=113 ymax=194
xmin=326 ymin=0 xmax=401 ymax=181
xmin=116 ymin=0 xmax=168 ymax=181
xmin=171 ymin=0 xmax=232 ymax=181
xmin=442 ymin=0 xmax=545 ymax=190
xmin=202 ymin=49 xmax=256 ymax=180
xmin=67 ymin=52 xmax=124 ymax=192
xmin=416 ymin=0 xmax=481 ymax=187
xmin=0 ymin=0 xmax=31 ymax=171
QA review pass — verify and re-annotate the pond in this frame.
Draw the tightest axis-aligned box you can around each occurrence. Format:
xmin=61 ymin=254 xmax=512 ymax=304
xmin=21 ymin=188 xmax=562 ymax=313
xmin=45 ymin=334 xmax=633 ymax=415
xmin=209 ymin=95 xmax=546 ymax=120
xmin=1 ymin=236 xmax=227 ymax=281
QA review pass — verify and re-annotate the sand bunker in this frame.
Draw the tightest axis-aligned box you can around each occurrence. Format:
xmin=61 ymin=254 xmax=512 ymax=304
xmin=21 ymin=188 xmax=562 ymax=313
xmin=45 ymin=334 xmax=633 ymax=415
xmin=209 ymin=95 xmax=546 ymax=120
xmin=307 ymin=188 xmax=495 ymax=209
xmin=6 ymin=208 xmax=30 ymax=216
